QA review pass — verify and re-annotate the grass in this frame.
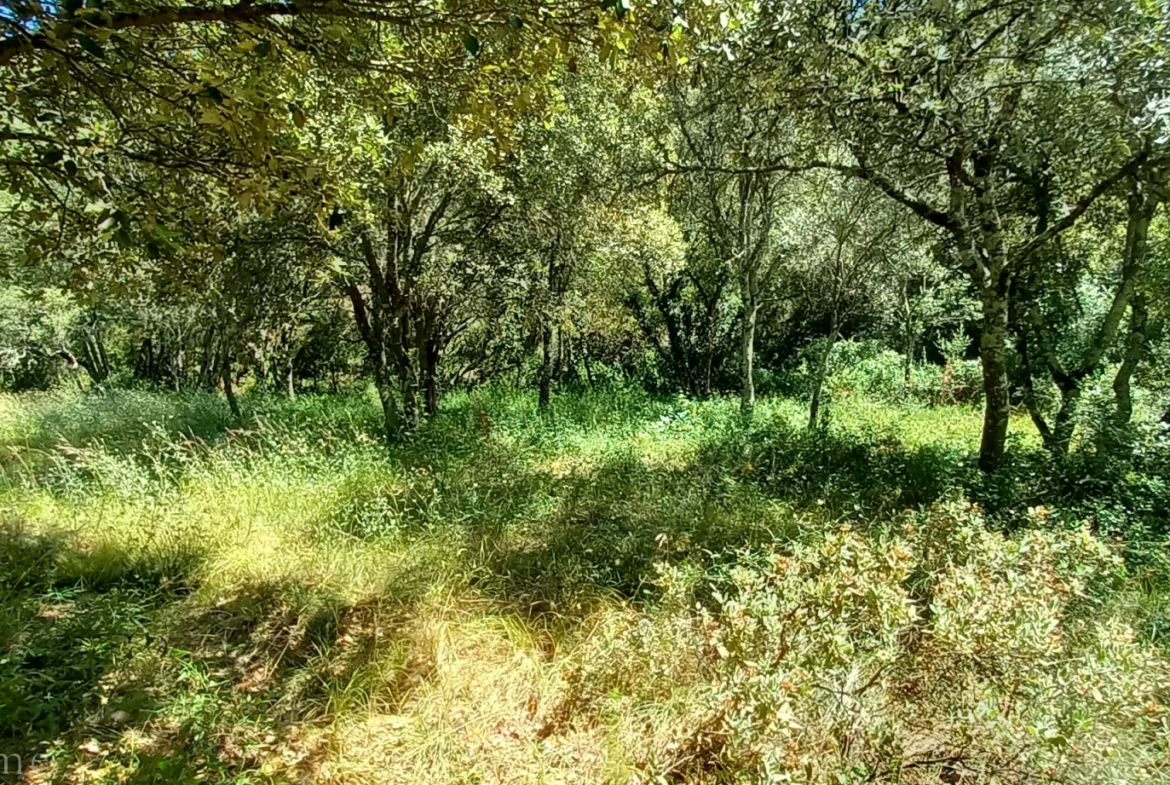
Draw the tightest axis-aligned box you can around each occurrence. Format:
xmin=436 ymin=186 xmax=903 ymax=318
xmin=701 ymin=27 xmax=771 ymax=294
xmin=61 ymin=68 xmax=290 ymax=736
xmin=0 ymin=386 xmax=1165 ymax=784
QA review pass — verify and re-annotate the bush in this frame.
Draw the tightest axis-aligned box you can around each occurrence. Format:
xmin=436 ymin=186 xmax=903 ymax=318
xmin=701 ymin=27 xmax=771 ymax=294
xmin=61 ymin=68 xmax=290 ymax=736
xmin=763 ymin=339 xmax=983 ymax=408
xmin=0 ymin=287 xmax=81 ymax=391
xmin=569 ymin=502 xmax=1167 ymax=784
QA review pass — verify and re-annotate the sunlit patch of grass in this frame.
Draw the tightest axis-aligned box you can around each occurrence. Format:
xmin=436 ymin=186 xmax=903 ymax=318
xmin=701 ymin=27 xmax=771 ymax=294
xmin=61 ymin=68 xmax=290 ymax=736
xmin=0 ymin=386 xmax=1163 ymax=784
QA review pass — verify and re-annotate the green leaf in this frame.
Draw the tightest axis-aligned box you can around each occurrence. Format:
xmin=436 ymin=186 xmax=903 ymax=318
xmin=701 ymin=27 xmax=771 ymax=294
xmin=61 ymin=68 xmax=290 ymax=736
xmin=463 ymin=35 xmax=481 ymax=57
xmin=78 ymin=35 xmax=104 ymax=59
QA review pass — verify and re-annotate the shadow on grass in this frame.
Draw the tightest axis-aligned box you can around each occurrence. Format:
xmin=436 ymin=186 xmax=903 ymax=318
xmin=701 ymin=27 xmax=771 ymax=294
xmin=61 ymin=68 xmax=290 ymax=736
xmin=0 ymin=525 xmax=189 ymax=771
xmin=0 ymin=522 xmax=430 ymax=784
xmin=3 ymin=389 xmax=1167 ymax=782
xmin=436 ymin=420 xmax=985 ymax=612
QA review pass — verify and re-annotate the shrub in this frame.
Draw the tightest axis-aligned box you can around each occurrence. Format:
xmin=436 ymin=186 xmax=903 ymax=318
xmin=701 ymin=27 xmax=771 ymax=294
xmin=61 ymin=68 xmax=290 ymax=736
xmin=569 ymin=502 xmax=1167 ymax=784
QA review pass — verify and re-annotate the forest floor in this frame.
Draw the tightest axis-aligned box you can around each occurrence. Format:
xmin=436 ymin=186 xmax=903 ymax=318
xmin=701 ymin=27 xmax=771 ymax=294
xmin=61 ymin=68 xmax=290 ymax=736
xmin=0 ymin=388 xmax=1166 ymax=784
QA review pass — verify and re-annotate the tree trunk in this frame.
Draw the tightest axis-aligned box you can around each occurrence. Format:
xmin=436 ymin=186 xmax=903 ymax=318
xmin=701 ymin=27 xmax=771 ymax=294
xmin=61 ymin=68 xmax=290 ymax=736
xmin=346 ymin=277 xmax=403 ymax=445
xmin=1017 ymin=175 xmax=1161 ymax=455
xmin=809 ymin=317 xmax=839 ymax=430
xmin=424 ymin=337 xmax=440 ymax=416
xmin=375 ymin=365 xmax=401 ymax=443
xmin=642 ymin=263 xmax=692 ymax=393
xmin=284 ymin=331 xmax=297 ymax=400
xmin=221 ymin=345 xmax=241 ymax=418
xmin=741 ymin=302 xmax=757 ymax=411
xmin=978 ymin=287 xmax=1011 ymax=473
xmin=1113 ymin=293 xmax=1148 ymax=426
xmin=1049 ymin=382 xmax=1082 ymax=457
xmin=740 ymin=257 xmax=760 ymax=413
xmin=902 ymin=282 xmax=914 ymax=388
xmin=538 ymin=324 xmax=553 ymax=408
xmin=400 ymin=360 xmax=420 ymax=430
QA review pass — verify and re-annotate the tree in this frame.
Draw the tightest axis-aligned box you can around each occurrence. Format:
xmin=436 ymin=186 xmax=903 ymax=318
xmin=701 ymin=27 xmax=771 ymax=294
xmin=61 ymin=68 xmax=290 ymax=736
xmin=667 ymin=79 xmax=793 ymax=411
xmin=1016 ymin=166 xmax=1168 ymax=452
xmin=732 ymin=0 xmax=1170 ymax=470
xmin=784 ymin=177 xmax=907 ymax=428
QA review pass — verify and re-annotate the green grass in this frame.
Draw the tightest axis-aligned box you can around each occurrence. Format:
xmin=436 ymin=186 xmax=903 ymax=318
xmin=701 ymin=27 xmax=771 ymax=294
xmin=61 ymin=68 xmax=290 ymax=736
xmin=0 ymin=386 xmax=1165 ymax=784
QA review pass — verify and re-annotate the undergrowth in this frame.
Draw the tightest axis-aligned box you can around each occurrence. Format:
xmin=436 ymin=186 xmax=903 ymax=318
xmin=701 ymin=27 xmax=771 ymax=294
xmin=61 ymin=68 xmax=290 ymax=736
xmin=0 ymin=386 xmax=1166 ymax=783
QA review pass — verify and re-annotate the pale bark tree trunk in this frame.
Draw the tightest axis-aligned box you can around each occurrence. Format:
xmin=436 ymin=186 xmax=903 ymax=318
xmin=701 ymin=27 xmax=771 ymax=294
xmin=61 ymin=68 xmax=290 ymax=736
xmin=901 ymin=281 xmax=914 ymax=388
xmin=977 ymin=282 xmax=1012 ymax=473
xmin=740 ymin=266 xmax=758 ymax=412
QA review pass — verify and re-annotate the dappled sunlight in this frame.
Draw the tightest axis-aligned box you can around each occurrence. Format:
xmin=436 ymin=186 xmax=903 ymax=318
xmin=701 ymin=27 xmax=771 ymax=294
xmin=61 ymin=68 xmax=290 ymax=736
xmin=0 ymin=389 xmax=1166 ymax=783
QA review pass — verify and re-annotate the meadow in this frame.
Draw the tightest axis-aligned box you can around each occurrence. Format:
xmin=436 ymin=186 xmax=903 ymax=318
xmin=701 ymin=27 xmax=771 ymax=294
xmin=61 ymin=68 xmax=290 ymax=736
xmin=0 ymin=387 xmax=1167 ymax=784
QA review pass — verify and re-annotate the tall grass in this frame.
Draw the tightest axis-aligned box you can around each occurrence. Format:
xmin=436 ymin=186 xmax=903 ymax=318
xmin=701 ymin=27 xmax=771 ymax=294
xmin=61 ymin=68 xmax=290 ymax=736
xmin=0 ymin=387 xmax=1165 ymax=784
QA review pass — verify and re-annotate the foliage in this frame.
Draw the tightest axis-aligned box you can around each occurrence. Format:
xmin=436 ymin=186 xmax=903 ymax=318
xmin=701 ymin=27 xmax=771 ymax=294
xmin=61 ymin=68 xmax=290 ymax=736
xmin=0 ymin=285 xmax=81 ymax=390
xmin=2 ymin=1 xmax=1170 ymax=782
xmin=572 ymin=502 xmax=1166 ymax=784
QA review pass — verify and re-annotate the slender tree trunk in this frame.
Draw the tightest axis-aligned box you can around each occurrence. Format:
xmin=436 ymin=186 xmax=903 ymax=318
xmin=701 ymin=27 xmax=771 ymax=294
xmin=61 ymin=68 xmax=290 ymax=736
xmin=740 ymin=262 xmax=759 ymax=412
xmin=556 ymin=326 xmax=565 ymax=383
xmin=424 ymin=337 xmax=440 ymax=416
xmin=538 ymin=324 xmax=553 ymax=408
xmin=903 ymin=338 xmax=914 ymax=388
xmin=1049 ymin=382 xmax=1082 ymax=457
xmin=539 ymin=241 xmax=565 ymax=409
xmin=284 ymin=331 xmax=297 ymax=400
xmin=375 ymin=365 xmax=401 ymax=443
xmin=741 ymin=303 xmax=757 ymax=411
xmin=1017 ymin=175 xmax=1162 ymax=456
xmin=346 ymin=277 xmax=402 ymax=445
xmin=221 ymin=344 xmax=241 ymax=418
xmin=809 ymin=315 xmax=839 ymax=430
xmin=1016 ymin=329 xmax=1056 ymax=448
